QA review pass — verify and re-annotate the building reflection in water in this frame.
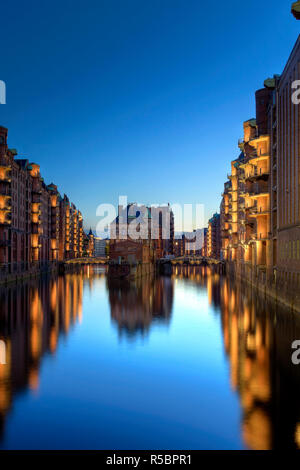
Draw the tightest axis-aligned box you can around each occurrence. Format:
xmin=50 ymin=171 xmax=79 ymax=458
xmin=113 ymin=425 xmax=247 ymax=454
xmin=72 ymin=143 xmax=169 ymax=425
xmin=114 ymin=262 xmax=300 ymax=449
xmin=0 ymin=265 xmax=105 ymax=439
xmin=108 ymin=276 xmax=173 ymax=339
xmin=0 ymin=265 xmax=299 ymax=449
xmin=202 ymin=265 xmax=300 ymax=450
xmin=171 ymin=265 xmax=221 ymax=309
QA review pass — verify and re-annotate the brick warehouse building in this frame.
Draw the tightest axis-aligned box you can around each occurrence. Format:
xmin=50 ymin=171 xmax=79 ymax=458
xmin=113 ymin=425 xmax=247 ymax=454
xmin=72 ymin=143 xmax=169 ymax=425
xmin=0 ymin=126 xmax=86 ymax=277
xmin=207 ymin=213 xmax=221 ymax=259
xmin=220 ymin=34 xmax=300 ymax=310
xmin=110 ymin=203 xmax=174 ymax=262
xmin=276 ymin=36 xmax=300 ymax=302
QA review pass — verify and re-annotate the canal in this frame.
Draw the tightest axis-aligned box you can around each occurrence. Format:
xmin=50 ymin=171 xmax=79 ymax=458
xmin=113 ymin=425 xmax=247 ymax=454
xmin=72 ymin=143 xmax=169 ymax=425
xmin=0 ymin=265 xmax=299 ymax=450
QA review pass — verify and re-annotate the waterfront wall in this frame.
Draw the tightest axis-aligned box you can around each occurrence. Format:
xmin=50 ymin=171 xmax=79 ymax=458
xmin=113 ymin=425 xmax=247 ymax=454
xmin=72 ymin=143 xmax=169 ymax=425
xmin=108 ymin=261 xmax=155 ymax=281
xmin=0 ymin=262 xmax=60 ymax=285
xmin=227 ymin=261 xmax=300 ymax=313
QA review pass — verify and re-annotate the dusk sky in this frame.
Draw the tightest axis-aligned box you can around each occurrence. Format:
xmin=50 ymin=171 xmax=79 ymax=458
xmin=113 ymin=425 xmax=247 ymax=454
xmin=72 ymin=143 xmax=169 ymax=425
xmin=0 ymin=0 xmax=298 ymax=230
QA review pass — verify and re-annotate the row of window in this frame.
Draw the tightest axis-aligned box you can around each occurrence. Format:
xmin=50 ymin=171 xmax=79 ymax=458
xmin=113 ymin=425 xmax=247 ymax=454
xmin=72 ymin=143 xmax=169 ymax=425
xmin=279 ymin=240 xmax=300 ymax=261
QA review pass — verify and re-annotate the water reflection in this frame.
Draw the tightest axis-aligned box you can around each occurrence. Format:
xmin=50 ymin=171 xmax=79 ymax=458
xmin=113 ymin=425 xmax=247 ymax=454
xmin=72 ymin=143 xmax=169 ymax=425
xmin=0 ymin=266 xmax=104 ymax=439
xmin=218 ymin=274 xmax=300 ymax=450
xmin=168 ymin=265 xmax=300 ymax=449
xmin=108 ymin=276 xmax=173 ymax=338
xmin=171 ymin=265 xmax=221 ymax=308
xmin=0 ymin=265 xmax=299 ymax=449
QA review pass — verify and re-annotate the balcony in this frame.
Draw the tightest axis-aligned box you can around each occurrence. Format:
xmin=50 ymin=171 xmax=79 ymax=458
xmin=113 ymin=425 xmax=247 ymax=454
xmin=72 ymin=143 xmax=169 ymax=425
xmin=32 ymin=188 xmax=42 ymax=196
xmin=249 ymin=232 xmax=269 ymax=242
xmin=245 ymin=169 xmax=269 ymax=181
xmin=292 ymin=1 xmax=300 ymax=19
xmin=257 ymin=232 xmax=269 ymax=241
xmin=0 ymin=166 xmax=12 ymax=184
xmin=248 ymin=182 xmax=269 ymax=198
xmin=245 ymin=219 xmax=254 ymax=227
xmin=0 ymin=211 xmax=12 ymax=225
xmin=31 ymin=213 xmax=41 ymax=225
xmin=0 ymin=186 xmax=11 ymax=197
xmin=32 ymin=202 xmax=41 ymax=214
xmin=249 ymin=207 xmax=270 ymax=217
xmin=32 ymin=180 xmax=42 ymax=194
xmin=32 ymin=193 xmax=41 ymax=203
xmin=0 ymin=195 xmax=11 ymax=210
xmin=248 ymin=153 xmax=269 ymax=165
xmin=31 ymin=222 xmax=40 ymax=234
xmin=239 ymin=188 xmax=248 ymax=196
xmin=238 ymin=138 xmax=244 ymax=149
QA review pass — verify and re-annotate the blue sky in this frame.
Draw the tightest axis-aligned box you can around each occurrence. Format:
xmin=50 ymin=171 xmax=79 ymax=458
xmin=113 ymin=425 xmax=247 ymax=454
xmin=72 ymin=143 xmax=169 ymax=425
xmin=0 ymin=0 xmax=298 ymax=230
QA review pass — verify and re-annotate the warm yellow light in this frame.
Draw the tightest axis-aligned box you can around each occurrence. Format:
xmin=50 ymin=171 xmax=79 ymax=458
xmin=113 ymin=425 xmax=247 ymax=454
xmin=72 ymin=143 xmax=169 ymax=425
xmin=32 ymin=213 xmax=39 ymax=223
xmin=31 ymin=234 xmax=39 ymax=248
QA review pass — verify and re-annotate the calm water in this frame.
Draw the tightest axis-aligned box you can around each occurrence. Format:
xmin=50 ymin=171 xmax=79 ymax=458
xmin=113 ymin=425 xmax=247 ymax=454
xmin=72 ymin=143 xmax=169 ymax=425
xmin=0 ymin=265 xmax=299 ymax=450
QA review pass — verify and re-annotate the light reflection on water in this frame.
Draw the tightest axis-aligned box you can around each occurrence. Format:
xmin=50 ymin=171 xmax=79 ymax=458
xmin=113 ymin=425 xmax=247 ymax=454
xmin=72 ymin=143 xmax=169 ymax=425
xmin=0 ymin=265 xmax=299 ymax=449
